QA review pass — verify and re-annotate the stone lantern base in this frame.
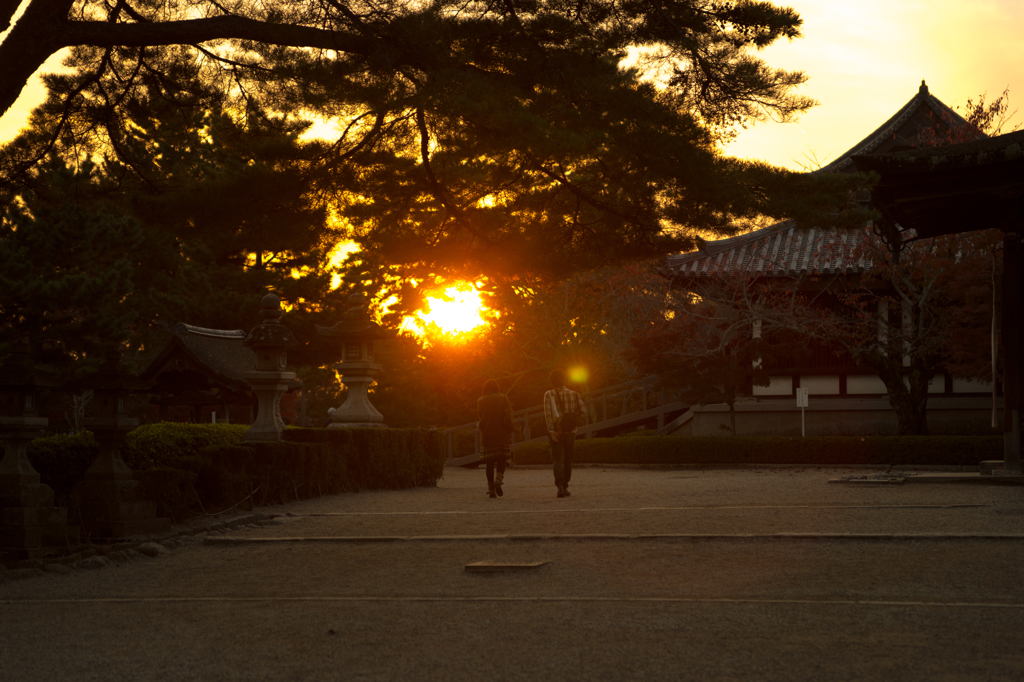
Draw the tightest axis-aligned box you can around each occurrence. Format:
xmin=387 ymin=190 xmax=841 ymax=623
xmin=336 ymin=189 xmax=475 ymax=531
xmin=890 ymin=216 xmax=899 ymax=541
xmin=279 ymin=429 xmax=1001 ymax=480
xmin=0 ymin=417 xmax=79 ymax=559
xmin=244 ymin=371 xmax=296 ymax=442
xmin=327 ymin=362 xmax=388 ymax=429
xmin=73 ymin=417 xmax=170 ymax=539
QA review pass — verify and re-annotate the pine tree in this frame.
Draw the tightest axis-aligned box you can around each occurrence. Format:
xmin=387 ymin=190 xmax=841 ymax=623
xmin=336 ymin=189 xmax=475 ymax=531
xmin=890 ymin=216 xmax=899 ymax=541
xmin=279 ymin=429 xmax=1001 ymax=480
xmin=1 ymin=1 xmax=868 ymax=298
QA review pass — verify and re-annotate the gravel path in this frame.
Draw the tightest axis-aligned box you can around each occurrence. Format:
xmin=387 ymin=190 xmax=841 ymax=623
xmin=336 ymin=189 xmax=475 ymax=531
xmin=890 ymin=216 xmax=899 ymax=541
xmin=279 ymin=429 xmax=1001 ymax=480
xmin=2 ymin=466 xmax=1023 ymax=681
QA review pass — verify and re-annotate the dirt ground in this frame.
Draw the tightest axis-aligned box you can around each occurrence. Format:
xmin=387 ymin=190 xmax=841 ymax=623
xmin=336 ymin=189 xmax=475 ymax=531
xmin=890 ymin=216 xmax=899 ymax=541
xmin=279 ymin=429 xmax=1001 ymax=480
xmin=2 ymin=466 xmax=1023 ymax=681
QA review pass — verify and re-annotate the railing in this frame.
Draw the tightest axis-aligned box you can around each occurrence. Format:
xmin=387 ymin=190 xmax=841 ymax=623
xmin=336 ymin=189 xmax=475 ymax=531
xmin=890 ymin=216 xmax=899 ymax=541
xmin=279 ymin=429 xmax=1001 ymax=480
xmin=442 ymin=376 xmax=689 ymax=466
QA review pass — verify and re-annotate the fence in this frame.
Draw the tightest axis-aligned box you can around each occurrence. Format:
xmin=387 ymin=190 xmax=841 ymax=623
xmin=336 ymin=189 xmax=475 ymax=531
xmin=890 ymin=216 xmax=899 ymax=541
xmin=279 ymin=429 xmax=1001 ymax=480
xmin=442 ymin=377 xmax=689 ymax=466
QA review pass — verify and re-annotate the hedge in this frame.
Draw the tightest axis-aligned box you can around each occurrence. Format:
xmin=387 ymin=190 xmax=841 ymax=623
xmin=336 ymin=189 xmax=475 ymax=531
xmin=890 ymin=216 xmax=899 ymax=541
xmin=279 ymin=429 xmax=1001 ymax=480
xmin=513 ymin=435 xmax=1004 ymax=467
xmin=283 ymin=427 xmax=446 ymax=490
xmin=123 ymin=422 xmax=250 ymax=470
xmin=25 ymin=423 xmax=446 ymax=521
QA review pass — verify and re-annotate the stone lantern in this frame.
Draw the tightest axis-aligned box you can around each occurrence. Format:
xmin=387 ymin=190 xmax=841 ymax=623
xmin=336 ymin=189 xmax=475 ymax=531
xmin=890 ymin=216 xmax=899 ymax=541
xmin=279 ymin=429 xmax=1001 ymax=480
xmin=0 ymin=339 xmax=72 ymax=558
xmin=71 ymin=351 xmax=170 ymax=538
xmin=316 ymin=293 xmax=395 ymax=428
xmin=243 ymin=293 xmax=298 ymax=441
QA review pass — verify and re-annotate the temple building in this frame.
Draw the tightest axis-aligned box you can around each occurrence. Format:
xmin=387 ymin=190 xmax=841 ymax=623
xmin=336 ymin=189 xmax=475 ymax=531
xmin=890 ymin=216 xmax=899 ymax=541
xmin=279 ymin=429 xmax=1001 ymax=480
xmin=139 ymin=323 xmax=302 ymax=424
xmin=662 ymin=82 xmax=997 ymax=436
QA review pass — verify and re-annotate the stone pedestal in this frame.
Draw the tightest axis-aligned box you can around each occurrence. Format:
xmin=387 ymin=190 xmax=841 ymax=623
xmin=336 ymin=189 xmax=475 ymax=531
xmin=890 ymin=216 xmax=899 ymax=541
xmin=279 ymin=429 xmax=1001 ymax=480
xmin=244 ymin=370 xmax=297 ymax=441
xmin=242 ymin=294 xmax=298 ymax=442
xmin=73 ymin=416 xmax=170 ymax=539
xmin=328 ymin=362 xmax=386 ymax=429
xmin=0 ymin=416 xmax=77 ymax=559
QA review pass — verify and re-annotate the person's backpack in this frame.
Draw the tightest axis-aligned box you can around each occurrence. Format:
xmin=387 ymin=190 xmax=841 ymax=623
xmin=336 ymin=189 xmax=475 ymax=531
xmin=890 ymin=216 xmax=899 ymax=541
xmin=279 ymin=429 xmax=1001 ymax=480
xmin=556 ymin=390 xmax=578 ymax=433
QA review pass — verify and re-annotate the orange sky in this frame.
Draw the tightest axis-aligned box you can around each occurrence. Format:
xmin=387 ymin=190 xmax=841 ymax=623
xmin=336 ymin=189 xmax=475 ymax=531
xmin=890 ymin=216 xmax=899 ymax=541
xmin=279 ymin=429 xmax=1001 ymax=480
xmin=724 ymin=0 xmax=1024 ymax=168
xmin=1 ymin=1 xmax=1022 ymax=169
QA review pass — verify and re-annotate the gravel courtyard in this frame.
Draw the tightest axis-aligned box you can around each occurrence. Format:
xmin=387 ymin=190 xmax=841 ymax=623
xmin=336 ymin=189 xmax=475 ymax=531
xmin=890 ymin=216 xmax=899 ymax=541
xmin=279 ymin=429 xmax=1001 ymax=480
xmin=2 ymin=466 xmax=1023 ymax=681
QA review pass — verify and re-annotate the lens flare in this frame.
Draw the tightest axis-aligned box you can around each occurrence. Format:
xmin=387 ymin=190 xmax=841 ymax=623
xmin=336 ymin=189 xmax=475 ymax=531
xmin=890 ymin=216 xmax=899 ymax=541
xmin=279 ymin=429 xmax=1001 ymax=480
xmin=568 ymin=366 xmax=589 ymax=385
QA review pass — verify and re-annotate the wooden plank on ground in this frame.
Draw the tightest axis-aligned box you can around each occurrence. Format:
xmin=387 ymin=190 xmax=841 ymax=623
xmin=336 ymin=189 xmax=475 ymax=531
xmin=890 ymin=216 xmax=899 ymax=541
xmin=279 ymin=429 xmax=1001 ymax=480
xmin=465 ymin=561 xmax=549 ymax=573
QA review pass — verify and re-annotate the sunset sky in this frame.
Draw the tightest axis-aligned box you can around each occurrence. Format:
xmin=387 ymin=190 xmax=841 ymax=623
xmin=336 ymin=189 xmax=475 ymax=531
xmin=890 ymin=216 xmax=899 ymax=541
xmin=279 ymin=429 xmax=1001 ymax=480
xmin=724 ymin=0 xmax=1024 ymax=168
xmin=1 ymin=0 xmax=1021 ymax=170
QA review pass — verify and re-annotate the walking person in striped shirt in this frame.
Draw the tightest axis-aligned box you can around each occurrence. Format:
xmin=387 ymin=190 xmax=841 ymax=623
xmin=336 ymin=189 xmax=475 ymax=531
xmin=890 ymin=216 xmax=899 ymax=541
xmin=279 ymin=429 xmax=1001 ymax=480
xmin=544 ymin=369 xmax=585 ymax=498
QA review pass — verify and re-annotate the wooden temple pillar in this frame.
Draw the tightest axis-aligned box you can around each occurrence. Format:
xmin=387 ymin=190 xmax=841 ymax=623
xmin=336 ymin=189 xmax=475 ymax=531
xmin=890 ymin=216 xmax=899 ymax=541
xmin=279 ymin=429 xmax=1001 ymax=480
xmin=1004 ymin=231 xmax=1023 ymax=471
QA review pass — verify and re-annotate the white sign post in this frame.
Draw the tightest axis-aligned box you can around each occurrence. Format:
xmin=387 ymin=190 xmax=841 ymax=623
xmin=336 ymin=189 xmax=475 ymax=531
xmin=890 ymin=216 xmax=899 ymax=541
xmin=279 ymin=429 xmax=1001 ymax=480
xmin=796 ymin=388 xmax=809 ymax=437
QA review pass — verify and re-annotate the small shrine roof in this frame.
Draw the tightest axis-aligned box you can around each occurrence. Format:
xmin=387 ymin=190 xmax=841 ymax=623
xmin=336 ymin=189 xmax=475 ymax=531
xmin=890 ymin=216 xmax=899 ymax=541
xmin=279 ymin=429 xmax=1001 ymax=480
xmin=139 ymin=323 xmax=256 ymax=392
xmin=665 ymin=222 xmax=873 ymax=279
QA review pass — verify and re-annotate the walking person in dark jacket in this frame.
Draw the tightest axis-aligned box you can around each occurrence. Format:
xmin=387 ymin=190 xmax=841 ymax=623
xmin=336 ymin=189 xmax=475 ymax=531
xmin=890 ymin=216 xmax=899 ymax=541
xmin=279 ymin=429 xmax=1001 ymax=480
xmin=544 ymin=369 xmax=585 ymax=498
xmin=477 ymin=379 xmax=515 ymax=498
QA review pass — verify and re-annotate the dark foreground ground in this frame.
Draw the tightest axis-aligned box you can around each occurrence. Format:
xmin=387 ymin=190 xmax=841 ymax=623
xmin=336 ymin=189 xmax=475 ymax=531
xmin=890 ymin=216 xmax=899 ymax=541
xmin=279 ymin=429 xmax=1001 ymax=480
xmin=2 ymin=466 xmax=1023 ymax=681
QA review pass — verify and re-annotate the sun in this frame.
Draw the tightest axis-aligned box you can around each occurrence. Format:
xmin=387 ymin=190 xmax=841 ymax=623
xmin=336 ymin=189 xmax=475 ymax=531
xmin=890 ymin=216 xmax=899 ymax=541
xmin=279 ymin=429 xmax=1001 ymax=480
xmin=401 ymin=283 xmax=489 ymax=339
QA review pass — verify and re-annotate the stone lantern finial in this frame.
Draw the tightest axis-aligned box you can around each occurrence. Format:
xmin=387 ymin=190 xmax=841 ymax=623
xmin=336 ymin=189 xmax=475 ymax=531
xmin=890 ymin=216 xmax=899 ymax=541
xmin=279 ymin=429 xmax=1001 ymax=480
xmin=342 ymin=293 xmax=369 ymax=321
xmin=260 ymin=293 xmax=284 ymax=322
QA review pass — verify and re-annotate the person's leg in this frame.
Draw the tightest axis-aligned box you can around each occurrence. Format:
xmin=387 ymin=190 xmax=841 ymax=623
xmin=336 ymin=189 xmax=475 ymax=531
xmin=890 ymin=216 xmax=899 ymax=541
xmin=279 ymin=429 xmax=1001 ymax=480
xmin=549 ymin=436 xmax=566 ymax=497
xmin=485 ymin=458 xmax=497 ymax=498
xmin=494 ymin=455 xmax=506 ymax=496
xmin=562 ymin=433 xmax=575 ymax=495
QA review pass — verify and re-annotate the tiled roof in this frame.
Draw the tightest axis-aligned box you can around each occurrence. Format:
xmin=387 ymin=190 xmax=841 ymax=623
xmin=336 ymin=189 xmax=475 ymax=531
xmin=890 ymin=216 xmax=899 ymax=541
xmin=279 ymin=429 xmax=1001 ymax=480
xmin=817 ymin=81 xmax=974 ymax=174
xmin=665 ymin=82 xmax=970 ymax=279
xmin=140 ymin=323 xmax=254 ymax=391
xmin=173 ymin=324 xmax=255 ymax=390
xmin=665 ymin=222 xmax=873 ymax=279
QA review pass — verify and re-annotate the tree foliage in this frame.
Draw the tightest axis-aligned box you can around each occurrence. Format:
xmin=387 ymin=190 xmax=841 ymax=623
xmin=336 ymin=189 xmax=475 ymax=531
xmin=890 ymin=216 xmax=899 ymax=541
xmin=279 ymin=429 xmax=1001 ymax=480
xmin=0 ymin=0 xmax=879 ymax=427
xmin=1 ymin=0 xmax=868 ymax=289
xmin=0 ymin=160 xmax=141 ymax=371
xmin=800 ymin=230 xmax=999 ymax=435
xmin=628 ymin=269 xmax=801 ymax=434
xmin=0 ymin=61 xmax=348 ymax=372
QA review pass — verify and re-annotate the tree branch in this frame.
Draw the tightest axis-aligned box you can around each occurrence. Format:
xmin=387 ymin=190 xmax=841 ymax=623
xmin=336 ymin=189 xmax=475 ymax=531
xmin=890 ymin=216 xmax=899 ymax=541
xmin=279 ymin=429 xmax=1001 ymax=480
xmin=0 ymin=3 xmax=375 ymax=121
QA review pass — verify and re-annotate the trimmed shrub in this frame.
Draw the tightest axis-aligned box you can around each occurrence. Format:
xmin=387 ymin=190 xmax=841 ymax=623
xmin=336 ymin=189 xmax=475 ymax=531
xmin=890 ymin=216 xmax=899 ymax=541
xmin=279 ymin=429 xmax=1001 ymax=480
xmin=513 ymin=435 xmax=1003 ymax=467
xmin=27 ymin=431 xmax=99 ymax=498
xmin=123 ymin=422 xmax=249 ymax=470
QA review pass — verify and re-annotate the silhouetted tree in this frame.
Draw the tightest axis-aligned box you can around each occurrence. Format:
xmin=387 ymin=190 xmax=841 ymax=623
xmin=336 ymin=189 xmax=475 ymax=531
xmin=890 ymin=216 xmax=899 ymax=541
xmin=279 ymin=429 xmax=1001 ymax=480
xmin=2 ymin=0 xmax=868 ymax=292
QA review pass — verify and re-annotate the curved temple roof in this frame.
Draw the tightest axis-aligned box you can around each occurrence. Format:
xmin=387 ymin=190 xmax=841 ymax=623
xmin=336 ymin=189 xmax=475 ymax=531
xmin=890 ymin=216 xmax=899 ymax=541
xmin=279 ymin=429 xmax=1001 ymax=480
xmin=817 ymin=81 xmax=975 ymax=174
xmin=665 ymin=222 xmax=873 ymax=279
xmin=667 ymin=82 xmax=973 ymax=278
xmin=141 ymin=323 xmax=301 ymax=394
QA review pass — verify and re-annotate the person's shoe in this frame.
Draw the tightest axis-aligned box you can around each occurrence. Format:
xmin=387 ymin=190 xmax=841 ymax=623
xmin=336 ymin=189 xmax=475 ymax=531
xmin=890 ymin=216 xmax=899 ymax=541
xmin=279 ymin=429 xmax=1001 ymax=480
xmin=556 ymin=484 xmax=565 ymax=498
xmin=562 ymin=486 xmax=571 ymax=497
xmin=488 ymin=483 xmax=497 ymax=499
xmin=495 ymin=472 xmax=504 ymax=497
